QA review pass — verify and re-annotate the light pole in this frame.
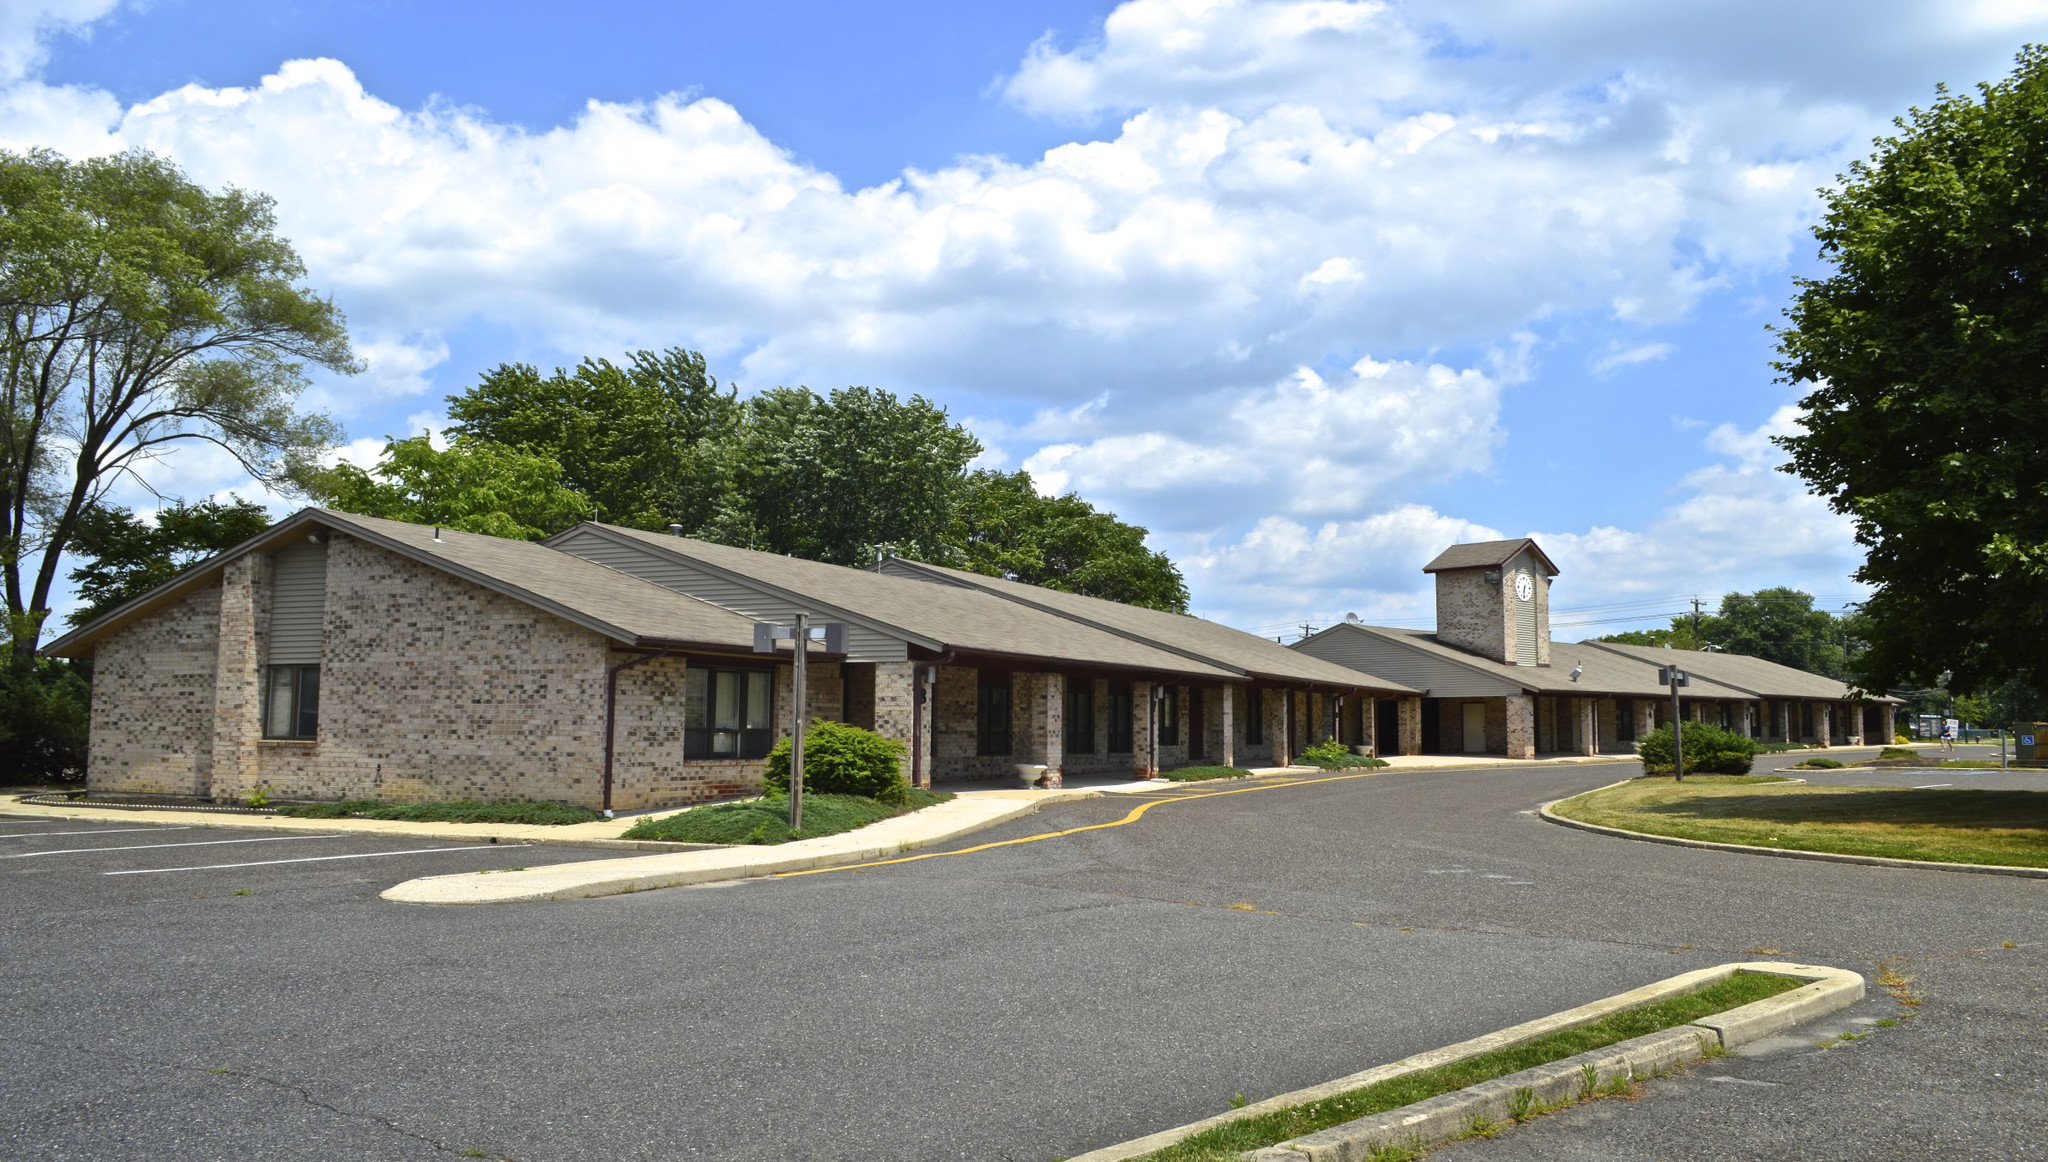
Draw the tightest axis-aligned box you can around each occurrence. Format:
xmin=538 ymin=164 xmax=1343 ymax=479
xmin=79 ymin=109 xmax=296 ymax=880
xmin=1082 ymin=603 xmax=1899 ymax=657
xmin=1660 ymin=666 xmax=1689 ymax=782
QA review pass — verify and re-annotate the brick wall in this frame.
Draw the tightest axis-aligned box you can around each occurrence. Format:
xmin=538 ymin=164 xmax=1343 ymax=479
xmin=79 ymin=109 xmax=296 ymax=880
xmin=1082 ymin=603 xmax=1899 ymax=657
xmin=86 ymin=581 xmax=223 ymax=796
xmin=253 ymin=533 xmax=613 ymax=806
xmin=1435 ymin=568 xmax=1508 ymax=661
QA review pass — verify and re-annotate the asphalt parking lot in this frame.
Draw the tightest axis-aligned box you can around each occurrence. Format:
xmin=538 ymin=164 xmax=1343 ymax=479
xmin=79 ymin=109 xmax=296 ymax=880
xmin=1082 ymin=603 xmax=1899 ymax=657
xmin=3 ymin=764 xmax=2044 ymax=1161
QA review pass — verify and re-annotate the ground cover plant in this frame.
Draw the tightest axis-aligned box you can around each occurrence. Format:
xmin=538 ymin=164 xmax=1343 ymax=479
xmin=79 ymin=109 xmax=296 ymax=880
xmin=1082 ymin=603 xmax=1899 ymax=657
xmin=272 ymin=799 xmax=601 ymax=825
xmin=1160 ymin=765 xmax=1254 ymax=782
xmin=1552 ymin=776 xmax=2048 ymax=867
xmin=1635 ymin=723 xmax=1757 ymax=775
xmin=1128 ymin=972 xmax=1802 ymax=1162
xmin=1791 ymin=757 xmax=1845 ymax=769
xmin=621 ymin=789 xmax=951 ymax=844
xmin=1296 ymin=739 xmax=1390 ymax=770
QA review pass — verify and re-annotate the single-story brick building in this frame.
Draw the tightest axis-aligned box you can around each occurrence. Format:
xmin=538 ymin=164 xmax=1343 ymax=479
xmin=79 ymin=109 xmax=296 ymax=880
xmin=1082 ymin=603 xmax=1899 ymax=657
xmin=1292 ymin=537 xmax=1898 ymax=759
xmin=46 ymin=509 xmax=1417 ymax=810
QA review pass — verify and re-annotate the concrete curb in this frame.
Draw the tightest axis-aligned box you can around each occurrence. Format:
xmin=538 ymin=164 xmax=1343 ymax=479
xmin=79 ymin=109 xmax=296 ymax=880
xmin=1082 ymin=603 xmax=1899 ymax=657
xmin=1070 ymin=961 xmax=1861 ymax=1162
xmin=1539 ymin=791 xmax=2048 ymax=881
xmin=379 ymin=789 xmax=1101 ymax=904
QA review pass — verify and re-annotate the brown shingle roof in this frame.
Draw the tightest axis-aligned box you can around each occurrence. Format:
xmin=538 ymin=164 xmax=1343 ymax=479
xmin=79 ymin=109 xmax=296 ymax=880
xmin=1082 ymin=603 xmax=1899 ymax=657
xmin=1355 ymin=626 xmax=1754 ymax=699
xmin=1575 ymin=640 xmax=1894 ymax=702
xmin=1422 ymin=538 xmax=1559 ymax=575
xmin=873 ymin=557 xmax=1417 ymax=693
xmin=44 ymin=509 xmax=764 ymax=658
xmin=583 ymin=524 xmax=1245 ymax=680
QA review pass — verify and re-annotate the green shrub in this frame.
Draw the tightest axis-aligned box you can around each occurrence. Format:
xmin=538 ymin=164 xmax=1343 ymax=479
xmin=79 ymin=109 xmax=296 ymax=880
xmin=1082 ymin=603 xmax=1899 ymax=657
xmin=762 ymin=720 xmax=909 ymax=804
xmin=1298 ymin=739 xmax=1390 ymax=770
xmin=1879 ymin=746 xmax=1921 ymax=760
xmin=1161 ymin=765 xmax=1253 ymax=781
xmin=622 ymin=789 xmax=952 ymax=844
xmin=1636 ymin=722 xmax=1758 ymax=775
xmin=1795 ymin=757 xmax=1845 ymax=769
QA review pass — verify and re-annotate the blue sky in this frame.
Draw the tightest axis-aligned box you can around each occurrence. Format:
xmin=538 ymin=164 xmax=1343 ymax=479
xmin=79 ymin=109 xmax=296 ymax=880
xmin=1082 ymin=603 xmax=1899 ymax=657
xmin=8 ymin=0 xmax=2045 ymax=635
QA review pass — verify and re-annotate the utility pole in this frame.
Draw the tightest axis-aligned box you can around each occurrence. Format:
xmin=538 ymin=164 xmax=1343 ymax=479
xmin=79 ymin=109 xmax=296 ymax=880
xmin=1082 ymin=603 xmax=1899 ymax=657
xmin=1299 ymin=622 xmax=1318 ymax=642
xmin=791 ymin=611 xmax=807 ymax=832
xmin=1690 ymin=597 xmax=1704 ymax=648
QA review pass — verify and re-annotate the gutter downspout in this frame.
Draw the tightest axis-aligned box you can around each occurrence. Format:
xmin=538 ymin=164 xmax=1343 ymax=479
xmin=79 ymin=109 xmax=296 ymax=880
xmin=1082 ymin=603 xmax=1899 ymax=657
xmin=910 ymin=649 xmax=956 ymax=790
xmin=603 ymin=648 xmax=674 ymax=818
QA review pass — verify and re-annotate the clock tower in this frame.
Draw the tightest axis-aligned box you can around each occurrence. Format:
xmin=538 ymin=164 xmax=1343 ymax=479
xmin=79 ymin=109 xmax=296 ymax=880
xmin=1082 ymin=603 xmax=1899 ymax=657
xmin=1422 ymin=538 xmax=1559 ymax=666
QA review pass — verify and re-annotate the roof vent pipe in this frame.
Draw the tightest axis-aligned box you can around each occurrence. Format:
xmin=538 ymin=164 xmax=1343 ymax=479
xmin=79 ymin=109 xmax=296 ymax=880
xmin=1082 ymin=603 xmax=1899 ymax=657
xmin=432 ymin=526 xmax=442 ymax=543
xmin=668 ymin=524 xmax=683 ymax=536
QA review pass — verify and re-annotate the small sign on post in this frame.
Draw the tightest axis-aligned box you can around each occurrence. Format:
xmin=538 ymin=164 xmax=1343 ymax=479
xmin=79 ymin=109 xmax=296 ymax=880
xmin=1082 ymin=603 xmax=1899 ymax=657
xmin=1658 ymin=666 xmax=1690 ymax=782
xmin=753 ymin=616 xmax=846 ymax=831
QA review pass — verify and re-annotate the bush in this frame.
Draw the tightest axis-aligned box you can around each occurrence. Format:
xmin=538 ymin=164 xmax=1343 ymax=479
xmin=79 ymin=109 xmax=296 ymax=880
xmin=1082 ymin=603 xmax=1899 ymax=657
xmin=0 ymin=653 xmax=91 ymax=783
xmin=762 ymin=720 xmax=909 ymax=805
xmin=622 ymin=788 xmax=951 ymax=844
xmin=1161 ymin=765 xmax=1253 ymax=781
xmin=1636 ymin=722 xmax=1757 ymax=775
xmin=1298 ymin=739 xmax=1390 ymax=770
xmin=1796 ymin=758 xmax=1845 ymax=769
xmin=1879 ymin=746 xmax=1921 ymax=760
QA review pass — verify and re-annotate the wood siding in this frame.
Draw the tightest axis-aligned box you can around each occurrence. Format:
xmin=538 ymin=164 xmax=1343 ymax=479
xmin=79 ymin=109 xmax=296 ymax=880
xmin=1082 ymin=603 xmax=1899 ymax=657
xmin=268 ymin=540 xmax=326 ymax=665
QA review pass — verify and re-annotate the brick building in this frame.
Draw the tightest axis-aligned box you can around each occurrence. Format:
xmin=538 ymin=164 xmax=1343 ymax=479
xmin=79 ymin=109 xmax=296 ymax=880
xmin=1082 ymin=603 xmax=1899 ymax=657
xmin=47 ymin=509 xmax=1415 ymax=809
xmin=1293 ymin=537 xmax=1898 ymax=759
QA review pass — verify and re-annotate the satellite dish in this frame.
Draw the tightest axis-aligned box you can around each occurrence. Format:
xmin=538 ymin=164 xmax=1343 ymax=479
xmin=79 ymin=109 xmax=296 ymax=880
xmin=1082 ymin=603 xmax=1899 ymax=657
xmin=1344 ymin=612 xmax=1362 ymax=625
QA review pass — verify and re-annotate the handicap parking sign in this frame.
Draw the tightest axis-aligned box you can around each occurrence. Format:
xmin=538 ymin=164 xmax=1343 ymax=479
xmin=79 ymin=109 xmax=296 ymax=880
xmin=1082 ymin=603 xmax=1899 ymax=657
xmin=2025 ymin=735 xmax=2037 ymax=746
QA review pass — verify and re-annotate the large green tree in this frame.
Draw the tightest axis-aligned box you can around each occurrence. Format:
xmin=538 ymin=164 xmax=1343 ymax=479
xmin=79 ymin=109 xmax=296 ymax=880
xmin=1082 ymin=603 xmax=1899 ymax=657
xmin=1775 ymin=47 xmax=2048 ymax=695
xmin=706 ymin=385 xmax=982 ymax=566
xmin=64 ymin=496 xmax=272 ymax=626
xmin=947 ymin=469 xmax=1189 ymax=612
xmin=309 ymin=435 xmax=589 ymax=541
xmin=0 ymin=148 xmax=353 ymax=668
xmin=445 ymin=348 xmax=738 ymax=531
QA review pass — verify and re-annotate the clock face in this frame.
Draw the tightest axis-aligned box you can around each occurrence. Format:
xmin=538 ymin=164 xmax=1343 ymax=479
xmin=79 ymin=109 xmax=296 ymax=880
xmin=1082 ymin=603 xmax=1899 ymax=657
xmin=1514 ymin=572 xmax=1534 ymax=602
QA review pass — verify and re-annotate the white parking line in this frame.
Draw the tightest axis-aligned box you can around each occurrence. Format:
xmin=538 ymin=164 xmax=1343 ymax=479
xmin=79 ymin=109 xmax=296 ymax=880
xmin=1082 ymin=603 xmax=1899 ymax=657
xmin=104 ymin=844 xmax=532 ymax=875
xmin=0 ymin=826 xmax=193 ymax=839
xmin=7 ymin=834 xmax=340 ymax=859
xmin=1913 ymin=783 xmax=1953 ymax=789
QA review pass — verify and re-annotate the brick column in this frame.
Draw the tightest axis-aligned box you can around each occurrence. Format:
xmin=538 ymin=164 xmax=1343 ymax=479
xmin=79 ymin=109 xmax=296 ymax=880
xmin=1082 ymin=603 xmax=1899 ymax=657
xmin=1574 ymin=697 xmax=1597 ymax=755
xmin=1739 ymin=702 xmax=1756 ymax=739
xmin=1360 ymin=696 xmax=1377 ymax=756
xmin=1880 ymin=704 xmax=1896 ymax=743
xmin=1816 ymin=703 xmax=1833 ymax=748
xmin=1397 ymin=696 xmax=1422 ymax=756
xmin=209 ymin=553 xmax=268 ymax=803
xmin=1012 ymin=672 xmax=1064 ymax=787
xmin=1773 ymin=700 xmax=1789 ymax=743
xmin=1265 ymin=687 xmax=1291 ymax=766
xmin=1132 ymin=679 xmax=1156 ymax=778
xmin=1216 ymin=685 xmax=1235 ymax=768
xmin=1504 ymin=694 xmax=1536 ymax=760
xmin=1634 ymin=701 xmax=1657 ymax=743
xmin=872 ymin=661 xmax=923 ymax=786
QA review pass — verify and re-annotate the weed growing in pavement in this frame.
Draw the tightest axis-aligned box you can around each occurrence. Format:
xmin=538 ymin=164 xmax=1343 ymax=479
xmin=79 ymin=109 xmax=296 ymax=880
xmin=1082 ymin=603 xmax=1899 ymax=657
xmin=207 ymin=1067 xmax=231 ymax=1075
xmin=232 ymin=889 xmax=252 ymax=896
xmin=1698 ymin=1034 xmax=1731 ymax=1059
xmin=1467 ymin=1113 xmax=1499 ymax=1137
xmin=1875 ymin=1018 xmax=1900 ymax=1028
xmin=2004 ymin=941 xmax=2019 ymax=949
xmin=1579 ymin=1063 xmax=1598 ymax=1099
xmin=1229 ymin=1094 xmax=1247 ymax=1110
xmin=1875 ymin=957 xmax=1922 ymax=1007
xmin=1508 ymin=1087 xmax=1536 ymax=1122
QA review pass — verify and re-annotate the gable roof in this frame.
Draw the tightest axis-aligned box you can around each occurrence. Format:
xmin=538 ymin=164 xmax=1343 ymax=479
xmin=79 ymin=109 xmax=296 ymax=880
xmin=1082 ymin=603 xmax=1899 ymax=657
xmin=556 ymin=523 xmax=1246 ymax=681
xmin=874 ymin=556 xmax=1418 ymax=693
xmin=43 ymin=509 xmax=766 ymax=659
xmin=1574 ymin=640 xmax=1893 ymax=702
xmin=1303 ymin=623 xmax=1752 ymax=700
xmin=1422 ymin=538 xmax=1559 ymax=576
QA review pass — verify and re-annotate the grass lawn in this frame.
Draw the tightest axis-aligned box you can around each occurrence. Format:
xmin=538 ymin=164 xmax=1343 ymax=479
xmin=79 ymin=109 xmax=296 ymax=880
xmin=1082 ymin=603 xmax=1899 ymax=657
xmin=1552 ymin=775 xmax=2048 ymax=868
xmin=1130 ymin=972 xmax=1801 ymax=1162
xmin=272 ymin=799 xmax=601 ymax=825
xmin=621 ymin=789 xmax=952 ymax=844
xmin=1160 ymin=766 xmax=1254 ymax=782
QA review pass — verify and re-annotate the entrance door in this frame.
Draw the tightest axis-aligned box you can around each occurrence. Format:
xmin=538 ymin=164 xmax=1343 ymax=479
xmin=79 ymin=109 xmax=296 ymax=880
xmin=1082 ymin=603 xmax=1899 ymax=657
xmin=1377 ymin=698 xmax=1399 ymax=754
xmin=1462 ymin=702 xmax=1487 ymax=753
xmin=1188 ymin=688 xmax=1206 ymax=760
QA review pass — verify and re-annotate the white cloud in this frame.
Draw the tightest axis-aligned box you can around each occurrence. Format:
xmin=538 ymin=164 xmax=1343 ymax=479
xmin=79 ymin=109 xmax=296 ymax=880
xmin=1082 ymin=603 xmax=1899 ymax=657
xmin=0 ymin=0 xmax=119 ymax=86
xmin=1591 ymin=341 xmax=1675 ymax=375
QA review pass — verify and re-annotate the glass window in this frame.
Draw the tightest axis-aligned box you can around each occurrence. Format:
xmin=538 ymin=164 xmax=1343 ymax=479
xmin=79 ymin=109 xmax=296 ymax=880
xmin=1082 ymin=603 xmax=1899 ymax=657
xmin=1106 ymin=682 xmax=1133 ymax=753
xmin=685 ymin=666 xmax=776 ymax=760
xmin=1617 ymin=699 xmax=1635 ymax=743
xmin=263 ymin=664 xmax=319 ymax=740
xmin=1246 ymin=687 xmax=1264 ymax=746
xmin=1065 ymin=680 xmax=1095 ymax=755
xmin=977 ymin=674 xmax=1012 ymax=757
xmin=1159 ymin=686 xmax=1180 ymax=746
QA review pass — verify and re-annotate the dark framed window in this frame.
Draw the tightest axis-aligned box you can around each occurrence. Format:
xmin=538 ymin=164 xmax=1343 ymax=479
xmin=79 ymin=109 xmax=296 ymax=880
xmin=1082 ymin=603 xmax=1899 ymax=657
xmin=1158 ymin=685 xmax=1180 ymax=746
xmin=977 ymin=673 xmax=1013 ymax=756
xmin=1616 ymin=699 xmax=1635 ymax=743
xmin=1246 ymin=687 xmax=1264 ymax=746
xmin=263 ymin=664 xmax=320 ymax=740
xmin=1106 ymin=682 xmax=1133 ymax=753
xmin=685 ymin=666 xmax=776 ymax=760
xmin=1065 ymin=680 xmax=1095 ymax=754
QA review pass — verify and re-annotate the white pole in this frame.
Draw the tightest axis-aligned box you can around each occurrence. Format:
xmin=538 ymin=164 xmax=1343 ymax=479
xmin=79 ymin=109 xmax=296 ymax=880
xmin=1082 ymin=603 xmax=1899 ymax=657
xmin=791 ymin=612 xmax=807 ymax=832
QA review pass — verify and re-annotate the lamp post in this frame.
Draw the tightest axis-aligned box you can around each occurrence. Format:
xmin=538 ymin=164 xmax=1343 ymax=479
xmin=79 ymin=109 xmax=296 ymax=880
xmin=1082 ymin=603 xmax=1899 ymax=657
xmin=1659 ymin=666 xmax=1689 ymax=782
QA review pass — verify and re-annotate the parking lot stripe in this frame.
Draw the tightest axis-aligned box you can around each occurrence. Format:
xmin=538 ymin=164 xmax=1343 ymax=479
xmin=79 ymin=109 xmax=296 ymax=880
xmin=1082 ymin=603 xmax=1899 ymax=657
xmin=8 ymin=834 xmax=341 ymax=859
xmin=103 ymin=844 xmax=532 ymax=875
xmin=0 ymin=826 xmax=194 ymax=839
xmin=1914 ymin=783 xmax=1953 ymax=789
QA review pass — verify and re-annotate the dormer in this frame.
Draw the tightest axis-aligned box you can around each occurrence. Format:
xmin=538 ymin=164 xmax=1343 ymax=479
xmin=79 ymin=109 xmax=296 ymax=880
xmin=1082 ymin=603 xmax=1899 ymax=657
xmin=1423 ymin=537 xmax=1559 ymax=666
